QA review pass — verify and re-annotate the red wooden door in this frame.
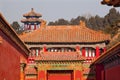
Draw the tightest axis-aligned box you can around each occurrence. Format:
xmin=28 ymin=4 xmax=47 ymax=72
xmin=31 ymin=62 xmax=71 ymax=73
xmin=47 ymin=70 xmax=73 ymax=80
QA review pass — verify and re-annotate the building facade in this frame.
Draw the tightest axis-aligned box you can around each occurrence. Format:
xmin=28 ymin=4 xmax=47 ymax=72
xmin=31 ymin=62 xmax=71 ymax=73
xmin=20 ymin=9 xmax=111 ymax=80
xmin=0 ymin=13 xmax=30 ymax=80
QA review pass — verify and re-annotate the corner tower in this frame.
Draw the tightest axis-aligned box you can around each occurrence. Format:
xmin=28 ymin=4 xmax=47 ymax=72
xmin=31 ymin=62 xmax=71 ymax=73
xmin=21 ymin=8 xmax=42 ymax=32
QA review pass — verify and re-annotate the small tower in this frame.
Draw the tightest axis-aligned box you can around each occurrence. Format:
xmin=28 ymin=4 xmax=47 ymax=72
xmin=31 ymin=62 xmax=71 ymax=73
xmin=21 ymin=8 xmax=42 ymax=31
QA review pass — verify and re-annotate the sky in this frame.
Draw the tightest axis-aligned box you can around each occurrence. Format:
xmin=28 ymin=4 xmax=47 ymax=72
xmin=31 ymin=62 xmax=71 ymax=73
xmin=0 ymin=0 xmax=120 ymax=25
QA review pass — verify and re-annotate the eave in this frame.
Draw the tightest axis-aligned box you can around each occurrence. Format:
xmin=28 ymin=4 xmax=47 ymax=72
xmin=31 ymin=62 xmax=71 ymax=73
xmin=93 ymin=42 xmax=120 ymax=64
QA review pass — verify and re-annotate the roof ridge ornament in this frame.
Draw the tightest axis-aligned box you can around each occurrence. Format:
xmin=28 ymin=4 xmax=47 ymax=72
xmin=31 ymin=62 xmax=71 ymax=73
xmin=79 ymin=20 xmax=86 ymax=28
xmin=41 ymin=19 xmax=47 ymax=28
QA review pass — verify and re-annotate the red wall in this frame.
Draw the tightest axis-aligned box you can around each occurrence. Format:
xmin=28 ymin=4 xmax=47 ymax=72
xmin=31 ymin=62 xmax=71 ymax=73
xmin=95 ymin=64 xmax=104 ymax=80
xmin=0 ymin=30 xmax=26 ymax=80
xmin=105 ymin=65 xmax=120 ymax=80
xmin=75 ymin=70 xmax=82 ymax=80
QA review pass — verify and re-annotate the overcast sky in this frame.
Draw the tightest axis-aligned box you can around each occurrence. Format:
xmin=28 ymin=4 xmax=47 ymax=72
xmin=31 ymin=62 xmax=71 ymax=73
xmin=0 ymin=0 xmax=120 ymax=25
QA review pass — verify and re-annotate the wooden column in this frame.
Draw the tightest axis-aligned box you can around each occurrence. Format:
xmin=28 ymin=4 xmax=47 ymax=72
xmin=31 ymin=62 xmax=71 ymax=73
xmin=34 ymin=49 xmax=36 ymax=57
xmin=43 ymin=46 xmax=47 ymax=52
xmin=34 ymin=24 xmax=36 ymax=30
xmin=82 ymin=47 xmax=85 ymax=57
xmin=20 ymin=63 xmax=25 ymax=80
xmin=29 ymin=24 xmax=31 ymax=30
xmin=24 ymin=24 xmax=27 ymax=30
xmin=38 ymin=49 xmax=40 ymax=56
xmin=26 ymin=24 xmax=29 ymax=30
xmin=96 ymin=46 xmax=100 ymax=57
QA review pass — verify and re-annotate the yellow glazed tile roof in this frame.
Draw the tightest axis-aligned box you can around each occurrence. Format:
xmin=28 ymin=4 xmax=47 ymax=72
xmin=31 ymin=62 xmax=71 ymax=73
xmin=20 ymin=21 xmax=111 ymax=43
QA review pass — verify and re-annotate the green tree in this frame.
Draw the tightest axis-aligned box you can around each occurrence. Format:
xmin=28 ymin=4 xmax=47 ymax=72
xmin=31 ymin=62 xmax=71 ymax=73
xmin=56 ymin=19 xmax=69 ymax=25
xmin=11 ymin=21 xmax=20 ymax=31
xmin=104 ymin=8 xmax=120 ymax=26
xmin=11 ymin=21 xmax=24 ymax=34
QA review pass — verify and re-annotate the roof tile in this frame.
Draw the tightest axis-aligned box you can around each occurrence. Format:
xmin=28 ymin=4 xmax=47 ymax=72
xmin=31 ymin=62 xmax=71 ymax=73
xmin=20 ymin=23 xmax=111 ymax=43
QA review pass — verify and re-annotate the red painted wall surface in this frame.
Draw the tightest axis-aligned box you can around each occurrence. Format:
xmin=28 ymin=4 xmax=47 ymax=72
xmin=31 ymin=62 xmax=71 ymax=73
xmin=95 ymin=64 xmax=104 ymax=80
xmin=105 ymin=65 xmax=120 ymax=80
xmin=38 ymin=70 xmax=46 ymax=80
xmin=0 ymin=30 xmax=26 ymax=80
xmin=75 ymin=70 xmax=82 ymax=80
xmin=48 ymin=73 xmax=71 ymax=80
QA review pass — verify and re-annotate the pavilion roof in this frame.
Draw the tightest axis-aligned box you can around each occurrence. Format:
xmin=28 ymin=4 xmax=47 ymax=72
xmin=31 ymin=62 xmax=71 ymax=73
xmin=19 ymin=21 xmax=111 ymax=43
xmin=23 ymin=8 xmax=42 ymax=17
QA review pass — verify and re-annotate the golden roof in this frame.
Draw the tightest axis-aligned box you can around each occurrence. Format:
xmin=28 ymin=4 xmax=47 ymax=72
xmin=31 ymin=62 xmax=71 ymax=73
xmin=20 ymin=21 xmax=111 ymax=43
xmin=23 ymin=8 xmax=42 ymax=17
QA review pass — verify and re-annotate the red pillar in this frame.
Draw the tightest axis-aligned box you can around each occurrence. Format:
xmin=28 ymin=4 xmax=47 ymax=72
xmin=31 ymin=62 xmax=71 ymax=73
xmin=26 ymin=24 xmax=28 ymax=30
xmin=34 ymin=24 xmax=36 ymax=30
xmin=34 ymin=49 xmax=36 ymax=57
xmin=38 ymin=49 xmax=40 ymax=56
xmin=96 ymin=46 xmax=100 ymax=57
xmin=82 ymin=47 xmax=85 ymax=57
xmin=29 ymin=24 xmax=31 ymax=30
xmin=43 ymin=46 xmax=47 ymax=52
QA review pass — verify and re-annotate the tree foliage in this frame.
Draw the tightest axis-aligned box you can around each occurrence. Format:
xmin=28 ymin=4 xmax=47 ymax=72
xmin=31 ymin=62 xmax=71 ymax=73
xmin=11 ymin=21 xmax=24 ymax=34
xmin=48 ymin=8 xmax=120 ymax=36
